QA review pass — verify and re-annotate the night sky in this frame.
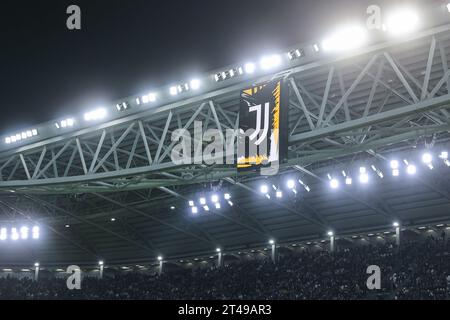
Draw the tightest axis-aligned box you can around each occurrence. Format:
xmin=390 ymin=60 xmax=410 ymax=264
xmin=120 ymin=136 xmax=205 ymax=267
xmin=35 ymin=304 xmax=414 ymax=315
xmin=0 ymin=0 xmax=432 ymax=133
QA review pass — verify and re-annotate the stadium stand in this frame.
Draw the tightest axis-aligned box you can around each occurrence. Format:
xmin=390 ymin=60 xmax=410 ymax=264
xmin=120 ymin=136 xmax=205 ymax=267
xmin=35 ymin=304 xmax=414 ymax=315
xmin=0 ymin=235 xmax=448 ymax=300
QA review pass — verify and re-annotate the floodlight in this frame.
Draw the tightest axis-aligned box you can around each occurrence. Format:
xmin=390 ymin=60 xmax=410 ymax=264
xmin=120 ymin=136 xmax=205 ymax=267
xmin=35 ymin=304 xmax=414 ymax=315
xmin=385 ymin=8 xmax=419 ymax=36
xmin=392 ymin=169 xmax=400 ymax=177
xmin=359 ymin=171 xmax=369 ymax=184
xmin=84 ymin=108 xmax=106 ymax=121
xmin=276 ymin=190 xmax=283 ymax=198
xmin=260 ymin=185 xmax=269 ymax=194
xmin=407 ymin=164 xmax=417 ymax=175
xmin=142 ymin=93 xmax=156 ymax=103
xmin=98 ymin=260 xmax=104 ymax=265
xmin=191 ymin=206 xmax=198 ymax=214
xmin=327 ymin=231 xmax=334 ymax=237
xmin=170 ymin=206 xmax=175 ymax=210
xmin=227 ymin=201 xmax=233 ymax=207
xmin=188 ymin=200 xmax=194 ymax=207
xmin=260 ymin=54 xmax=281 ymax=70
xmin=269 ymin=239 xmax=275 ymax=245
xmin=169 ymin=86 xmax=178 ymax=96
xmin=34 ymin=262 xmax=40 ymax=267
xmin=330 ymin=178 xmax=339 ymax=189
xmin=244 ymin=62 xmax=256 ymax=74
xmin=0 ymin=228 xmax=7 ymax=241
xmin=393 ymin=222 xmax=400 ymax=227
xmin=20 ymin=226 xmax=29 ymax=240
xmin=422 ymin=153 xmax=432 ymax=164
xmin=215 ymin=203 xmax=221 ymax=209
xmin=32 ymin=226 xmax=39 ymax=239
xmin=211 ymin=194 xmax=219 ymax=203
xmin=110 ymin=218 xmax=116 ymax=222
xmin=287 ymin=179 xmax=296 ymax=189
xmin=190 ymin=79 xmax=200 ymax=90
xmin=65 ymin=224 xmax=70 ymax=228
xmin=203 ymin=205 xmax=210 ymax=212
xmin=157 ymin=256 xmax=162 ymax=261
xmin=322 ymin=25 xmax=367 ymax=52
xmin=345 ymin=177 xmax=352 ymax=185
xmin=224 ymin=193 xmax=231 ymax=200
xmin=439 ymin=151 xmax=448 ymax=160
xmin=390 ymin=160 xmax=399 ymax=169
xmin=199 ymin=197 xmax=206 ymax=205
xmin=11 ymin=228 xmax=19 ymax=241
xmin=216 ymin=248 xmax=221 ymax=252
xmin=135 ymin=98 xmax=141 ymax=105
xmin=447 ymin=3 xmax=450 ymax=13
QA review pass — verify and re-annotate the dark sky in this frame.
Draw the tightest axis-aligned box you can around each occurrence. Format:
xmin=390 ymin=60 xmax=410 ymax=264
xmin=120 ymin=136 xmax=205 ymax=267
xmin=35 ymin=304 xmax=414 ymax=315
xmin=0 ymin=0 xmax=433 ymax=132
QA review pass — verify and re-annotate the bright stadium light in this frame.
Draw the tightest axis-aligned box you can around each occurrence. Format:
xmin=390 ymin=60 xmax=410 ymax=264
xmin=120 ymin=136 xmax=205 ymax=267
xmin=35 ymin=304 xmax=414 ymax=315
xmin=260 ymin=54 xmax=281 ymax=70
xmin=393 ymin=222 xmax=400 ymax=228
xmin=345 ymin=177 xmax=352 ymax=185
xmin=188 ymin=200 xmax=194 ymax=207
xmin=322 ymin=25 xmax=367 ymax=52
xmin=199 ymin=197 xmax=206 ymax=205
xmin=216 ymin=248 xmax=221 ymax=253
xmin=407 ymin=164 xmax=417 ymax=175
xmin=385 ymin=8 xmax=419 ymax=36
xmin=203 ymin=205 xmax=210 ymax=212
xmin=276 ymin=190 xmax=283 ymax=198
xmin=11 ymin=228 xmax=19 ymax=241
xmin=224 ymin=193 xmax=231 ymax=200
xmin=211 ymin=194 xmax=219 ymax=203
xmin=157 ymin=256 xmax=162 ymax=261
xmin=227 ymin=201 xmax=234 ymax=207
xmin=422 ymin=152 xmax=434 ymax=170
xmin=20 ymin=226 xmax=29 ymax=240
xmin=191 ymin=206 xmax=198 ymax=214
xmin=169 ymin=86 xmax=178 ymax=96
xmin=190 ymin=79 xmax=200 ymax=90
xmin=287 ymin=179 xmax=296 ymax=189
xmin=260 ymin=184 xmax=269 ymax=194
xmin=0 ymin=228 xmax=7 ymax=241
xmin=390 ymin=160 xmax=399 ymax=169
xmin=327 ymin=231 xmax=334 ymax=237
xmin=359 ymin=167 xmax=369 ymax=184
xmin=244 ymin=62 xmax=256 ymax=74
xmin=98 ymin=260 xmax=104 ymax=266
xmin=142 ymin=93 xmax=156 ymax=103
xmin=32 ymin=226 xmax=39 ymax=239
xmin=329 ymin=178 xmax=339 ymax=189
xmin=84 ymin=108 xmax=106 ymax=121
xmin=34 ymin=262 xmax=40 ymax=267
xmin=215 ymin=203 xmax=221 ymax=209
xmin=447 ymin=3 xmax=450 ymax=13
xmin=269 ymin=239 xmax=275 ymax=245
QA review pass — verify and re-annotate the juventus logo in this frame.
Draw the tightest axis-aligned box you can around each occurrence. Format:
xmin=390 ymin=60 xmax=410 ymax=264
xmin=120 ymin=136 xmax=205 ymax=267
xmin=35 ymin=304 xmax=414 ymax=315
xmin=248 ymin=102 xmax=270 ymax=146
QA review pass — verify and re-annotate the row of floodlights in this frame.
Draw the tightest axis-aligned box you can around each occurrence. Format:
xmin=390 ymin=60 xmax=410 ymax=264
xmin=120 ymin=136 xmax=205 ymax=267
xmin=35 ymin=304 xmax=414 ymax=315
xmin=189 ymin=193 xmax=232 ymax=214
xmin=0 ymin=226 xmax=40 ymax=241
xmin=1 ymin=6 xmax=434 ymax=146
xmin=326 ymin=151 xmax=449 ymax=189
xmin=259 ymin=179 xmax=311 ymax=199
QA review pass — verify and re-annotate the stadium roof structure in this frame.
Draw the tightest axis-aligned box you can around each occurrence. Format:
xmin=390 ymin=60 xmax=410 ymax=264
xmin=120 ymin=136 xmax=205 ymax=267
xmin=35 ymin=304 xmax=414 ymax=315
xmin=1 ymin=3 xmax=450 ymax=266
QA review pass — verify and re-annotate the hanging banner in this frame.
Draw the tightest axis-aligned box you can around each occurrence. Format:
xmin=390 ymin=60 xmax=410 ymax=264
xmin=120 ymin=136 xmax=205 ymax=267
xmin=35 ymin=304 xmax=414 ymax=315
xmin=237 ymin=79 xmax=288 ymax=175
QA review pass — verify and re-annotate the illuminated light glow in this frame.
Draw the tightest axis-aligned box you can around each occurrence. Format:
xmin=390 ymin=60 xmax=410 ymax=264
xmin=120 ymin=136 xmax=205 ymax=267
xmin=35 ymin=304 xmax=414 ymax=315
xmin=269 ymin=239 xmax=275 ymax=245
xmin=385 ymin=8 xmax=419 ymax=36
xmin=393 ymin=222 xmax=400 ymax=227
xmin=5 ymin=137 xmax=10 ymax=144
xmin=276 ymin=190 xmax=283 ymax=198
xmin=65 ymin=224 xmax=70 ymax=228
xmin=345 ymin=177 xmax=352 ymax=185
xmin=260 ymin=185 xmax=269 ymax=194
xmin=422 ymin=153 xmax=433 ymax=164
xmin=169 ymin=86 xmax=178 ymax=96
xmin=11 ymin=228 xmax=19 ymax=241
xmin=157 ymin=256 xmax=162 ymax=261
xmin=447 ymin=3 xmax=450 ymax=13
xmin=188 ymin=200 xmax=194 ymax=207
xmin=390 ymin=160 xmax=399 ymax=169
xmin=199 ymin=197 xmax=206 ymax=205
xmin=110 ymin=218 xmax=116 ymax=222
xmin=203 ymin=205 xmax=210 ymax=212
xmin=392 ymin=169 xmax=400 ymax=177
xmin=215 ymin=203 xmax=221 ymax=209
xmin=439 ymin=151 xmax=448 ymax=160
xmin=32 ymin=226 xmax=39 ymax=239
xmin=260 ymin=54 xmax=282 ymax=70
xmin=5 ymin=129 xmax=38 ymax=144
xmin=191 ymin=206 xmax=198 ymax=214
xmin=287 ymin=179 xmax=296 ymax=189
xmin=84 ymin=108 xmax=106 ymax=121
xmin=313 ymin=44 xmax=320 ymax=52
xmin=265 ymin=194 xmax=271 ymax=199
xmin=98 ymin=260 xmax=104 ymax=265
xmin=330 ymin=178 xmax=339 ymax=189
xmin=407 ymin=164 xmax=417 ymax=175
xmin=322 ymin=25 xmax=367 ymax=52
xmin=342 ymin=170 xmax=347 ymax=177
xmin=170 ymin=206 xmax=175 ymax=210
xmin=244 ymin=62 xmax=256 ymax=74
xmin=211 ymin=194 xmax=219 ymax=203
xmin=216 ymin=248 xmax=221 ymax=252
xmin=359 ymin=172 xmax=369 ymax=184
xmin=227 ymin=201 xmax=233 ymax=207
xmin=359 ymin=167 xmax=367 ymax=174
xmin=20 ymin=226 xmax=29 ymax=240
xmin=190 ymin=79 xmax=200 ymax=90
xmin=0 ymin=228 xmax=7 ymax=241
xmin=136 ymin=98 xmax=141 ymax=105
xmin=224 ymin=193 xmax=231 ymax=200
xmin=327 ymin=231 xmax=334 ymax=237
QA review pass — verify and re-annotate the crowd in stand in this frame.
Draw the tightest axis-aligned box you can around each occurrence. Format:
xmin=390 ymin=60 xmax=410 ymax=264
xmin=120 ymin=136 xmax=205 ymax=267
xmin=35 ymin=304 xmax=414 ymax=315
xmin=0 ymin=236 xmax=449 ymax=300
